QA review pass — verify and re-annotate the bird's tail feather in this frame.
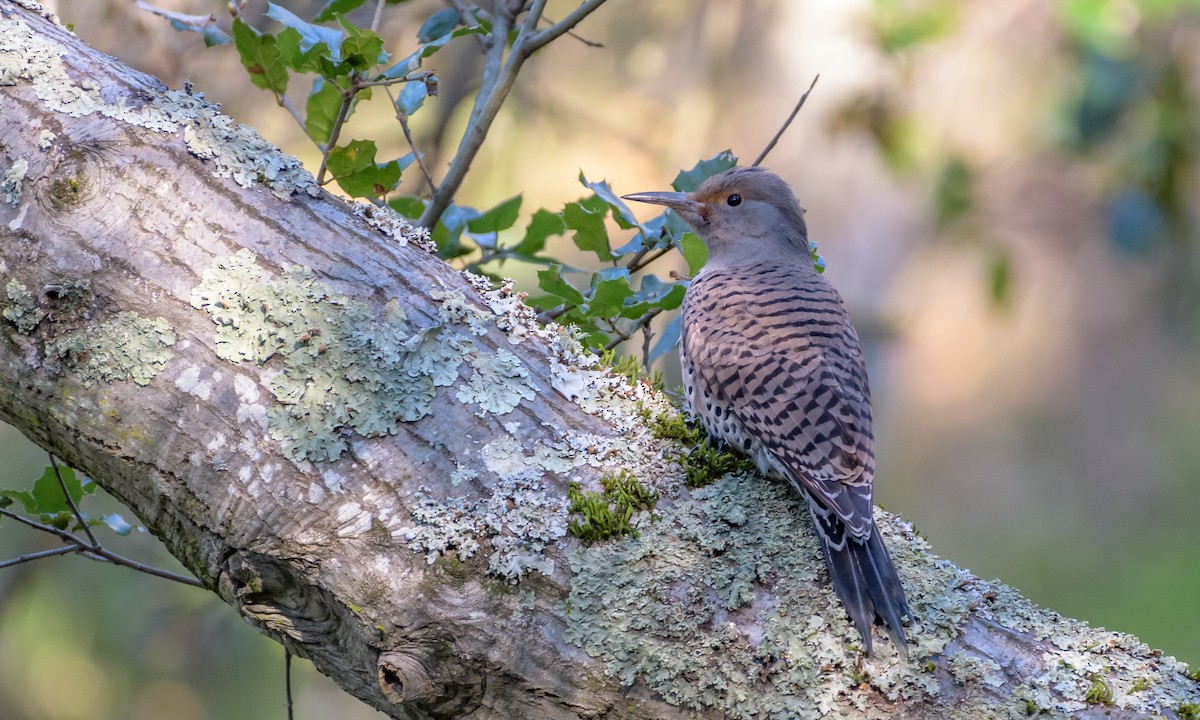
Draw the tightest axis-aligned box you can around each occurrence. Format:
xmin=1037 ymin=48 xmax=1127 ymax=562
xmin=816 ymin=518 xmax=911 ymax=657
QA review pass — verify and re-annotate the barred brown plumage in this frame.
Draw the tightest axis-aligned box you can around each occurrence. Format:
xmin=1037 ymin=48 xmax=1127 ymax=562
xmin=624 ymin=166 xmax=911 ymax=656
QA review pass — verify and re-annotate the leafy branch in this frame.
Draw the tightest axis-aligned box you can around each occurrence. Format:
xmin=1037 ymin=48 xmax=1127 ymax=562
xmin=0 ymin=454 xmax=203 ymax=588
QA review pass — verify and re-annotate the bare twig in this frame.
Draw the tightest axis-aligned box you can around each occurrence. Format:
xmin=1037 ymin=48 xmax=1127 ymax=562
xmin=0 ymin=545 xmax=77 ymax=569
xmin=278 ymin=93 xmax=308 ymax=135
xmin=604 ymin=307 xmax=663 ymax=352
xmin=448 ymin=0 xmax=487 ymax=52
xmin=0 ymin=507 xmax=205 ymax=588
xmin=752 ymin=74 xmax=819 ymax=167
xmin=316 ymin=89 xmax=356 ymax=185
xmin=539 ymin=13 xmax=603 ymax=47
xmin=370 ymin=0 xmax=385 ymax=33
xmin=384 ymin=85 xmax=437 ymax=195
xmin=526 ymin=0 xmax=608 ymax=54
xmin=418 ymin=0 xmax=610 ymax=229
xmin=285 ymin=649 xmax=295 ymax=720
xmin=49 ymin=453 xmax=99 ymax=547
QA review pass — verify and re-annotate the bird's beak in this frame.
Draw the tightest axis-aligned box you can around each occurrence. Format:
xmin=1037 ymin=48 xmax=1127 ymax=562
xmin=621 ymin=191 xmax=703 ymax=223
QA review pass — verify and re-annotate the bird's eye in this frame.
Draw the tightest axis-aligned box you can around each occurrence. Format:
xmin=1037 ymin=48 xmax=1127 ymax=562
xmin=727 ymin=194 xmax=742 ymax=207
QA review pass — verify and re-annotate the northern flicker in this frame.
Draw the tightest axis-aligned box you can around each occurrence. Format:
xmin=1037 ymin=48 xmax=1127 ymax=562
xmin=623 ymin=166 xmax=910 ymax=655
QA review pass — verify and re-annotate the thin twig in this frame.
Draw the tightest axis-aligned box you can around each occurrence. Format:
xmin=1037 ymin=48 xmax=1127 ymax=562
xmin=285 ymin=649 xmax=295 ymax=720
xmin=278 ymin=93 xmax=309 ymax=135
xmin=370 ymin=0 xmax=385 ymax=33
xmin=526 ymin=0 xmax=607 ymax=54
xmin=0 ymin=545 xmax=77 ymax=569
xmin=418 ymin=0 xmax=609 ymax=229
xmin=640 ymin=310 xmax=659 ymax=368
xmin=49 ymin=453 xmax=98 ymax=547
xmin=447 ymin=0 xmax=487 ymax=52
xmin=604 ymin=307 xmax=663 ymax=352
xmin=0 ymin=506 xmax=205 ymax=588
xmin=752 ymin=74 xmax=819 ymax=167
xmin=384 ymin=85 xmax=437 ymax=195
xmin=539 ymin=13 xmax=603 ymax=47
xmin=316 ymin=89 xmax=357 ymax=185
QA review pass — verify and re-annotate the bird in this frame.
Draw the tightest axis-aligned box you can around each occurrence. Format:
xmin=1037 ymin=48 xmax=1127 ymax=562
xmin=623 ymin=166 xmax=911 ymax=655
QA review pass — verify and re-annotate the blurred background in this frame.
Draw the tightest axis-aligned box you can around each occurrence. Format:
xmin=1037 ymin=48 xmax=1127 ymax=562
xmin=2 ymin=0 xmax=1199 ymax=717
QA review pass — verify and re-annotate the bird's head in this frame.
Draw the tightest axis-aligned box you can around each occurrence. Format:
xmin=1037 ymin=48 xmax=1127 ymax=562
xmin=623 ymin=166 xmax=811 ymax=271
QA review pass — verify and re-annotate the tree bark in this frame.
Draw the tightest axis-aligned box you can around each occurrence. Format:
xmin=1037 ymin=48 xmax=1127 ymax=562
xmin=1 ymin=3 xmax=1198 ymax=719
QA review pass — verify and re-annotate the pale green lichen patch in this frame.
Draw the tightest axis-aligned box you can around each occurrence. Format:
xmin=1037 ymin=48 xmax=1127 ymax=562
xmin=2 ymin=279 xmax=39 ymax=333
xmin=191 ymin=250 xmax=536 ymax=463
xmin=402 ymin=472 xmax=568 ymax=582
xmin=564 ymin=471 xmax=886 ymax=720
xmin=0 ymin=16 xmax=315 ymax=197
xmin=456 ymin=348 xmax=537 ymax=415
xmin=3 ymin=157 xmax=28 ymax=205
xmin=46 ymin=311 xmax=176 ymax=387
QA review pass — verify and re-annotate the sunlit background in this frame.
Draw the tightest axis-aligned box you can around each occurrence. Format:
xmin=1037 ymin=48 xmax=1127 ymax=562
xmin=2 ymin=0 xmax=1199 ymax=717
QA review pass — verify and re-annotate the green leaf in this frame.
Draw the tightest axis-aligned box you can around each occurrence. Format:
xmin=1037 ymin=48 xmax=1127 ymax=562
xmin=537 ymin=266 xmax=586 ymax=306
xmin=679 ymin=232 xmax=708 ymax=275
xmin=30 ymin=465 xmax=91 ymax=515
xmin=394 ymin=80 xmax=427 ymax=115
xmin=267 ymin=3 xmax=344 ymax=58
xmin=379 ymin=25 xmax=486 ymax=79
xmin=418 ymin=7 xmax=462 ymax=43
xmin=231 ymin=19 xmax=289 ymax=96
xmin=563 ymin=201 xmax=613 ymax=261
xmin=314 ymin=0 xmax=366 ymax=23
xmin=579 ymin=172 xmax=641 ymax=230
xmin=672 ymin=150 xmax=737 ymax=192
xmin=513 ymin=209 xmax=565 ymax=256
xmin=389 ymin=195 xmax=425 ymax=219
xmin=621 ymin=275 xmax=686 ymax=318
xmin=327 ymin=140 xmax=402 ymax=197
xmin=467 ymin=195 xmax=522 ymax=234
xmin=306 ymin=78 xmax=343 ymax=145
xmin=277 ymin=30 xmax=329 ymax=73
xmin=338 ymin=17 xmax=388 ymax=70
xmin=588 ymin=269 xmax=634 ymax=317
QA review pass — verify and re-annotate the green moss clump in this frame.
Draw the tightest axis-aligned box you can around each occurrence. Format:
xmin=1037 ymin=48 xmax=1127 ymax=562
xmin=1179 ymin=702 xmax=1200 ymax=720
xmin=649 ymin=411 xmax=703 ymax=445
xmin=1083 ymin=675 xmax=1113 ymax=706
xmin=1130 ymin=677 xmax=1152 ymax=692
xmin=1187 ymin=665 xmax=1200 ymax=682
xmin=683 ymin=443 xmax=754 ymax=489
xmin=648 ymin=411 xmax=755 ymax=489
xmin=598 ymin=349 xmax=663 ymax=391
xmin=568 ymin=470 xmax=657 ymax=541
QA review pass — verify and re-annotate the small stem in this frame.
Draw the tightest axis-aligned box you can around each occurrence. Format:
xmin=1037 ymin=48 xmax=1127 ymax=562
xmin=316 ymin=86 xmax=357 ymax=185
xmin=538 ymin=13 xmax=603 ymax=47
xmin=626 ymin=246 xmax=671 ymax=274
xmin=0 ymin=507 xmax=204 ymax=588
xmin=370 ymin=0 xmax=385 ymax=32
xmin=752 ymin=74 xmax=819 ymax=168
xmin=384 ymin=85 xmax=437 ymax=195
xmin=418 ymin=0 xmax=608 ymax=230
xmin=0 ymin=545 xmax=76 ymax=569
xmin=49 ymin=453 xmax=99 ymax=547
xmin=285 ymin=649 xmax=295 ymax=720
xmin=526 ymin=0 xmax=607 ymax=54
xmin=278 ymin=93 xmax=309 ymax=136
xmin=448 ymin=0 xmax=487 ymax=52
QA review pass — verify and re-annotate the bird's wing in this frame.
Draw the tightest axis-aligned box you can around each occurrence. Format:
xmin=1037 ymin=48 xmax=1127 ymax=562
xmin=683 ymin=274 xmax=876 ymax=542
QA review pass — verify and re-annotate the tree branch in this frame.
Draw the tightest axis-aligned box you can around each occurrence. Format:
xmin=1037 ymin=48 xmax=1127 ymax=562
xmin=1 ymin=7 xmax=1198 ymax=720
xmin=417 ymin=0 xmax=609 ymax=229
